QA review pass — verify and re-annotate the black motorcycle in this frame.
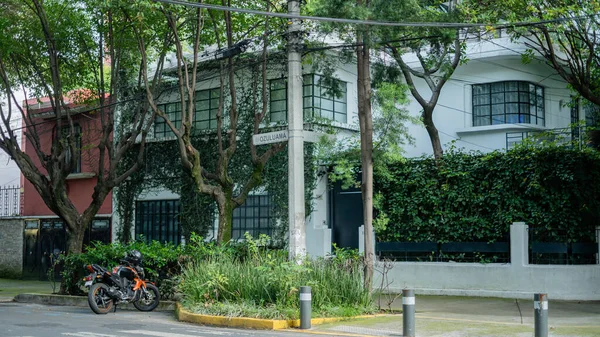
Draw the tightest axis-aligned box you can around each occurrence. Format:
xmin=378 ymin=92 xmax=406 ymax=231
xmin=83 ymin=250 xmax=160 ymax=314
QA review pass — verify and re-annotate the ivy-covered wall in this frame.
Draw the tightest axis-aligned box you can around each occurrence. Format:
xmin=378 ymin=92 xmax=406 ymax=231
xmin=374 ymin=146 xmax=600 ymax=244
xmin=114 ymin=60 xmax=320 ymax=246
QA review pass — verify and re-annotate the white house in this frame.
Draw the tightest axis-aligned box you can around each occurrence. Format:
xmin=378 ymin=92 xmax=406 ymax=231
xmin=112 ymin=32 xmax=596 ymax=257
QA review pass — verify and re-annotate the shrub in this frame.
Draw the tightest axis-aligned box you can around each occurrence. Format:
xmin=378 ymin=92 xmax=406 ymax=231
xmin=178 ymin=235 xmax=373 ymax=319
xmin=374 ymin=146 xmax=600 ymax=244
xmin=59 ymin=240 xmax=184 ymax=297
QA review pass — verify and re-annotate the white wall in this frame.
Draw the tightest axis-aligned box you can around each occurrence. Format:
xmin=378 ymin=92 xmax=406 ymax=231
xmin=401 ymin=39 xmax=575 ymax=158
xmin=0 ymin=91 xmax=24 ymax=186
xmin=376 ymin=223 xmax=600 ymax=301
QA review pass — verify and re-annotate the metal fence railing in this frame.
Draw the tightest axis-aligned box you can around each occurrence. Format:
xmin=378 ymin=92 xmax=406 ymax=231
xmin=376 ymin=238 xmax=511 ymax=264
xmin=528 ymin=227 xmax=599 ymax=265
xmin=0 ymin=185 xmax=20 ymax=217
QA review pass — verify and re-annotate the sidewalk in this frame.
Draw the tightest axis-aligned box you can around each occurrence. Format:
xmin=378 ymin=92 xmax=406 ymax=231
xmin=0 ymin=278 xmax=55 ymax=302
xmin=307 ymin=295 xmax=600 ymax=337
xmin=3 ymin=279 xmax=600 ymax=336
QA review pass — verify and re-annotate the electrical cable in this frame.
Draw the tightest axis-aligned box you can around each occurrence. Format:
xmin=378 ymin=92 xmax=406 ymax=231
xmin=152 ymin=0 xmax=600 ymax=29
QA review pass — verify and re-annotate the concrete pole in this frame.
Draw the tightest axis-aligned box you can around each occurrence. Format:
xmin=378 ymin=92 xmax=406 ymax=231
xmin=402 ymin=289 xmax=415 ymax=337
xmin=300 ymin=286 xmax=312 ymax=329
xmin=287 ymin=0 xmax=306 ymax=260
xmin=534 ymin=293 xmax=548 ymax=337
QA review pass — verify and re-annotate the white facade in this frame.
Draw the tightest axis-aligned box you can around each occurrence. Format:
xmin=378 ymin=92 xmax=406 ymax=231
xmin=116 ymin=36 xmax=591 ymax=257
xmin=402 ymin=36 xmax=581 ymax=157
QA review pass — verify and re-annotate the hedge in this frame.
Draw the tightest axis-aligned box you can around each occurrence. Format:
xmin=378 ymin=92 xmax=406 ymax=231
xmin=373 ymin=146 xmax=600 ymax=244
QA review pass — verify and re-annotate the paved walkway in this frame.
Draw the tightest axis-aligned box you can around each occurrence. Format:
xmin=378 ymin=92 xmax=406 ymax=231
xmin=309 ymin=295 xmax=600 ymax=337
xmin=2 ymin=279 xmax=600 ymax=336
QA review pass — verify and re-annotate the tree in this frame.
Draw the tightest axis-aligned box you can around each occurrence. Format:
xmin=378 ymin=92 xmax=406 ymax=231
xmin=307 ymin=0 xmax=381 ymax=291
xmin=464 ymin=0 xmax=600 ymax=107
xmin=134 ymin=0 xmax=287 ymax=243
xmin=0 ymin=0 xmax=157 ymax=254
xmin=373 ymin=0 xmax=467 ymax=160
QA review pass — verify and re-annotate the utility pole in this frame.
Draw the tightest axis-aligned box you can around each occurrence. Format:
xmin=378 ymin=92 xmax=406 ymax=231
xmin=287 ymin=0 xmax=306 ymax=260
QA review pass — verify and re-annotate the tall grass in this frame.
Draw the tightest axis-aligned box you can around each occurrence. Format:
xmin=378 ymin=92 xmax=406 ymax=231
xmin=179 ymin=236 xmax=374 ymax=319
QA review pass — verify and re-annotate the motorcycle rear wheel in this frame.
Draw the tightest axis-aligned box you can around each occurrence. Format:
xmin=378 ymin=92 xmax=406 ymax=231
xmin=133 ymin=283 xmax=160 ymax=312
xmin=88 ymin=283 xmax=114 ymax=314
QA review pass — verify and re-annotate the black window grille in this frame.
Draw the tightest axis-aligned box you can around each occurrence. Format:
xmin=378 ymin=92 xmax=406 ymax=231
xmin=135 ymin=199 xmax=181 ymax=245
xmin=232 ymin=194 xmax=275 ymax=240
xmin=56 ymin=124 xmax=81 ymax=173
xmin=472 ymin=81 xmax=545 ymax=127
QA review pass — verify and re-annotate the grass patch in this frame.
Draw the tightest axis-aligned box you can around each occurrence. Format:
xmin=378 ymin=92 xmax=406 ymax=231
xmin=179 ymin=235 xmax=374 ymax=320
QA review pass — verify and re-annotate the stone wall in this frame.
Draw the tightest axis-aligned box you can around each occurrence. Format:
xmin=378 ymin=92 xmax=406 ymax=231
xmin=0 ymin=218 xmax=24 ymax=278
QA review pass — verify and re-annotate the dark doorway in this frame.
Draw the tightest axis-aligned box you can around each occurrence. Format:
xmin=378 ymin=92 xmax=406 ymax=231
xmin=330 ymin=180 xmax=363 ymax=251
xmin=22 ymin=218 xmax=111 ymax=280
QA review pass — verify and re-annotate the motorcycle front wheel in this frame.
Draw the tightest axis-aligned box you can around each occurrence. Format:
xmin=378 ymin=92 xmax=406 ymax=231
xmin=133 ymin=283 xmax=160 ymax=312
xmin=88 ymin=283 xmax=114 ymax=314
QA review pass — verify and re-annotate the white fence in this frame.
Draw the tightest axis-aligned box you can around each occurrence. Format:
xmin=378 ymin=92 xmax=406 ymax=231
xmin=371 ymin=223 xmax=600 ymax=300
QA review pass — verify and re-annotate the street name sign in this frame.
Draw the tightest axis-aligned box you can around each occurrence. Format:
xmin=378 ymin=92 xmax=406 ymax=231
xmin=253 ymin=130 xmax=289 ymax=145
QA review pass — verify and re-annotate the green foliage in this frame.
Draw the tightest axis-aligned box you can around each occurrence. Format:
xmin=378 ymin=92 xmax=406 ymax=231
xmin=59 ymin=240 xmax=183 ymax=297
xmin=462 ymin=0 xmax=600 ymax=105
xmin=374 ymin=146 xmax=600 ymax=244
xmin=179 ymin=235 xmax=373 ymax=319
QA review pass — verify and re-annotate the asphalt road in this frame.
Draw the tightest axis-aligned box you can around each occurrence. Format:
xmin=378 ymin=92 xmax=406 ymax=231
xmin=0 ymin=302 xmax=328 ymax=337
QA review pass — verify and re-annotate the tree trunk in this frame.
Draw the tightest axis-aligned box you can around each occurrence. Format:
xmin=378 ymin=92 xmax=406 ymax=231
xmin=423 ymin=108 xmax=443 ymax=160
xmin=66 ymin=224 xmax=85 ymax=254
xmin=216 ymin=190 xmax=234 ymax=243
xmin=356 ymin=18 xmax=374 ymax=293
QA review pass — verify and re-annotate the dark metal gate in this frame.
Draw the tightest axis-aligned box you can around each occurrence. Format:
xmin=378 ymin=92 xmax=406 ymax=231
xmin=22 ymin=218 xmax=111 ymax=280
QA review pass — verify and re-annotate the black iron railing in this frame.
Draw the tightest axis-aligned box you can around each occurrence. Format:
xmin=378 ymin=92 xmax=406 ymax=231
xmin=0 ymin=185 xmax=20 ymax=217
xmin=528 ymin=227 xmax=599 ymax=265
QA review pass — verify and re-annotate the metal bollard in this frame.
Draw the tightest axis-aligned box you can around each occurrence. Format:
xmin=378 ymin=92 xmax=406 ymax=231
xmin=534 ymin=293 xmax=548 ymax=337
xmin=402 ymin=289 xmax=415 ymax=337
xmin=300 ymin=286 xmax=312 ymax=329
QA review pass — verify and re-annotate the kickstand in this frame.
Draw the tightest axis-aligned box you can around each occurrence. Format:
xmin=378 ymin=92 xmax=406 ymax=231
xmin=113 ymin=302 xmax=118 ymax=313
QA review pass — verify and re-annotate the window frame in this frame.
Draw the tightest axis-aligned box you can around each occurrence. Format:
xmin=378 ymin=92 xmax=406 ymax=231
xmin=268 ymin=74 xmax=348 ymax=124
xmin=231 ymin=194 xmax=275 ymax=240
xmin=54 ymin=123 xmax=82 ymax=173
xmin=303 ymin=74 xmax=348 ymax=123
xmin=135 ymin=199 xmax=181 ymax=245
xmin=154 ymin=102 xmax=182 ymax=138
xmin=472 ymin=81 xmax=545 ymax=127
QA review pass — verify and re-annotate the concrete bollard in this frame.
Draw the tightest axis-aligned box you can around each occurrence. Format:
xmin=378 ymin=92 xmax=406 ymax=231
xmin=402 ymin=289 xmax=415 ymax=337
xmin=300 ymin=286 xmax=312 ymax=329
xmin=534 ymin=293 xmax=548 ymax=337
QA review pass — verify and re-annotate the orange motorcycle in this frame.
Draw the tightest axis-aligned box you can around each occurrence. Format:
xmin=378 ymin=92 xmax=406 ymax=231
xmin=83 ymin=250 xmax=160 ymax=314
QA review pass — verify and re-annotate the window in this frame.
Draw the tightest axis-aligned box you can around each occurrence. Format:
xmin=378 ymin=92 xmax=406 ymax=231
xmin=584 ymin=102 xmax=600 ymax=127
xmin=269 ymin=74 xmax=348 ymax=123
xmin=154 ymin=102 xmax=182 ymax=138
xmin=270 ymin=79 xmax=287 ymax=122
xmin=303 ymin=74 xmax=347 ymax=123
xmin=232 ymin=194 xmax=275 ymax=240
xmin=135 ymin=199 xmax=181 ymax=245
xmin=472 ymin=81 xmax=544 ymax=127
xmin=55 ymin=124 xmax=81 ymax=173
xmin=154 ymin=88 xmax=222 ymax=138
xmin=193 ymin=88 xmax=221 ymax=131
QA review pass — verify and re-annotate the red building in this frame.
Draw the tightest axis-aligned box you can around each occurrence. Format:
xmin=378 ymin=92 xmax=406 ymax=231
xmin=20 ymin=95 xmax=112 ymax=279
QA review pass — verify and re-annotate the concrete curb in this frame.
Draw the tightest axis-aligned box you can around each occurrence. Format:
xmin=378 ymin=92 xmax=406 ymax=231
xmin=13 ymin=293 xmax=176 ymax=312
xmin=175 ymin=302 xmax=389 ymax=330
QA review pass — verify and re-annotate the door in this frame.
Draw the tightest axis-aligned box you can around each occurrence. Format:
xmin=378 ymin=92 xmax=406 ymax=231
xmin=331 ymin=180 xmax=363 ymax=250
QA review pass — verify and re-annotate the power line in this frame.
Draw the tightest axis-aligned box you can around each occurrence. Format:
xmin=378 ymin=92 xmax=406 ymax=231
xmin=152 ymin=0 xmax=599 ymax=29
